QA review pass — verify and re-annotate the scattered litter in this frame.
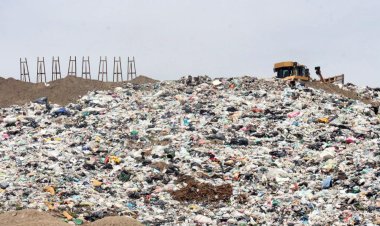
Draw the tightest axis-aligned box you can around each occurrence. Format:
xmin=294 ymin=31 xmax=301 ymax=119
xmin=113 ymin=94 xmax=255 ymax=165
xmin=0 ymin=76 xmax=379 ymax=225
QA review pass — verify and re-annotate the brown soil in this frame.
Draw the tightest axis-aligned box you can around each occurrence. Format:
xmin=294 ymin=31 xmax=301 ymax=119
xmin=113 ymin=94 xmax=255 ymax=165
xmin=0 ymin=209 xmax=68 ymax=226
xmin=90 ymin=216 xmax=143 ymax=226
xmin=129 ymin=75 xmax=158 ymax=84
xmin=306 ymin=81 xmax=379 ymax=107
xmin=0 ymin=75 xmax=158 ymax=108
xmin=171 ymin=176 xmax=232 ymax=203
xmin=0 ymin=210 xmax=143 ymax=226
xmin=151 ymin=162 xmax=168 ymax=172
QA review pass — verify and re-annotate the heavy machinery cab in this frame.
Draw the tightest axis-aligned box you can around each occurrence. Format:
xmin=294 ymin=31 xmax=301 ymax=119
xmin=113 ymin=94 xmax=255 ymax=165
xmin=274 ymin=61 xmax=310 ymax=81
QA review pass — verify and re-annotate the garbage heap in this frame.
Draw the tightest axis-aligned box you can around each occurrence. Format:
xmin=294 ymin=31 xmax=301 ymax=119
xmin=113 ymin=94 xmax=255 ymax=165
xmin=0 ymin=76 xmax=379 ymax=225
xmin=343 ymin=83 xmax=380 ymax=101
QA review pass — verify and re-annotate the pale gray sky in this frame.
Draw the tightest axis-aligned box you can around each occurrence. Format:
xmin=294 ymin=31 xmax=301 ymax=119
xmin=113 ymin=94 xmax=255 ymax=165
xmin=1 ymin=0 xmax=379 ymax=86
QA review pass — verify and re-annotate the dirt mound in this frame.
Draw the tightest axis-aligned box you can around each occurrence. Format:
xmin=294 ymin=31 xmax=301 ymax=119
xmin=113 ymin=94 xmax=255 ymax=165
xmin=0 ymin=209 xmax=68 ymax=226
xmin=0 ymin=75 xmax=158 ymax=108
xmin=306 ymin=81 xmax=377 ymax=106
xmin=171 ymin=176 xmax=232 ymax=203
xmin=0 ymin=210 xmax=143 ymax=226
xmin=130 ymin=75 xmax=159 ymax=84
xmin=90 ymin=216 xmax=143 ymax=226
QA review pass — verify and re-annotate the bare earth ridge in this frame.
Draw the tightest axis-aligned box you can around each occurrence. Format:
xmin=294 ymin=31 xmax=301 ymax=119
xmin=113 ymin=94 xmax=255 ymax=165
xmin=0 ymin=75 xmax=158 ymax=108
xmin=0 ymin=209 xmax=143 ymax=226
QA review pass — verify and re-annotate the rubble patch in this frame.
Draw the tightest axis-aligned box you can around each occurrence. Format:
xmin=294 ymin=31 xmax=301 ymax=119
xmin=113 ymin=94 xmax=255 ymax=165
xmin=171 ymin=176 xmax=233 ymax=203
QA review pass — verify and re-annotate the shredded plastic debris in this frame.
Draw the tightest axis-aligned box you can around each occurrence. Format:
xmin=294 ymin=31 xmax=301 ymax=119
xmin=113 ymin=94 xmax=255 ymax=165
xmin=0 ymin=76 xmax=379 ymax=225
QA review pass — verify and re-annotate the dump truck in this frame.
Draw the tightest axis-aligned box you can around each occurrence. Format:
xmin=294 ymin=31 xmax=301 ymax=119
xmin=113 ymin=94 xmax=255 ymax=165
xmin=273 ymin=61 xmax=344 ymax=84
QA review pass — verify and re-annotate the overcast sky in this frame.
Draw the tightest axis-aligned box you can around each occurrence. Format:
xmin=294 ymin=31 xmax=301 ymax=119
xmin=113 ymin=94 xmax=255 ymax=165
xmin=1 ymin=0 xmax=379 ymax=86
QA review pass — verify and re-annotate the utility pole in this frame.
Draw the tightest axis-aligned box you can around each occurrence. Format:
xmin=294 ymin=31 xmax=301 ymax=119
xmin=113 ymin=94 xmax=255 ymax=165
xmin=36 ymin=57 xmax=46 ymax=83
xmin=127 ymin=56 xmax=136 ymax=80
xmin=81 ymin=56 xmax=91 ymax=79
xmin=98 ymin=56 xmax=108 ymax=82
xmin=20 ymin=58 xmax=30 ymax=82
xmin=52 ymin=56 xmax=62 ymax=81
xmin=68 ymin=56 xmax=77 ymax=77
xmin=113 ymin=56 xmax=123 ymax=82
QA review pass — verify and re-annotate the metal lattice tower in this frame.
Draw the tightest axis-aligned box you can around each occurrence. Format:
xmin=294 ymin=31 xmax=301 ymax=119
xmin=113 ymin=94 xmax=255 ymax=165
xmin=20 ymin=58 xmax=30 ymax=82
xmin=81 ymin=56 xmax=91 ymax=79
xmin=36 ymin=57 xmax=46 ymax=83
xmin=52 ymin=56 xmax=62 ymax=81
xmin=127 ymin=56 xmax=137 ymax=80
xmin=67 ymin=56 xmax=77 ymax=77
xmin=113 ymin=57 xmax=123 ymax=82
xmin=98 ymin=56 xmax=108 ymax=82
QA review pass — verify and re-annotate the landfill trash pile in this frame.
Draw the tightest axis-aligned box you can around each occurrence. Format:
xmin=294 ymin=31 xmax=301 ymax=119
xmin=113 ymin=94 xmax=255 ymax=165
xmin=0 ymin=75 xmax=379 ymax=225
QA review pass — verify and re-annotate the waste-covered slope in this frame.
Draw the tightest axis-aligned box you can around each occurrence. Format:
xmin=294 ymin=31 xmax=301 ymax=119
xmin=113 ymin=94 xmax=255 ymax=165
xmin=0 ymin=75 xmax=158 ymax=108
xmin=0 ymin=76 xmax=379 ymax=225
xmin=306 ymin=81 xmax=380 ymax=109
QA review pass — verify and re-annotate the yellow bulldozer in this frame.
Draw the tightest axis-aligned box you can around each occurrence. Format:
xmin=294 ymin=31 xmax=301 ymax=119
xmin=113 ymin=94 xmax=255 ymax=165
xmin=273 ymin=61 xmax=344 ymax=84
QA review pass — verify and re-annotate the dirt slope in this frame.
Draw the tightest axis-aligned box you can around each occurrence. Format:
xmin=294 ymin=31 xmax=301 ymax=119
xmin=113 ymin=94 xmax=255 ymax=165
xmin=306 ymin=81 xmax=379 ymax=107
xmin=0 ymin=210 xmax=143 ymax=226
xmin=0 ymin=75 xmax=158 ymax=108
